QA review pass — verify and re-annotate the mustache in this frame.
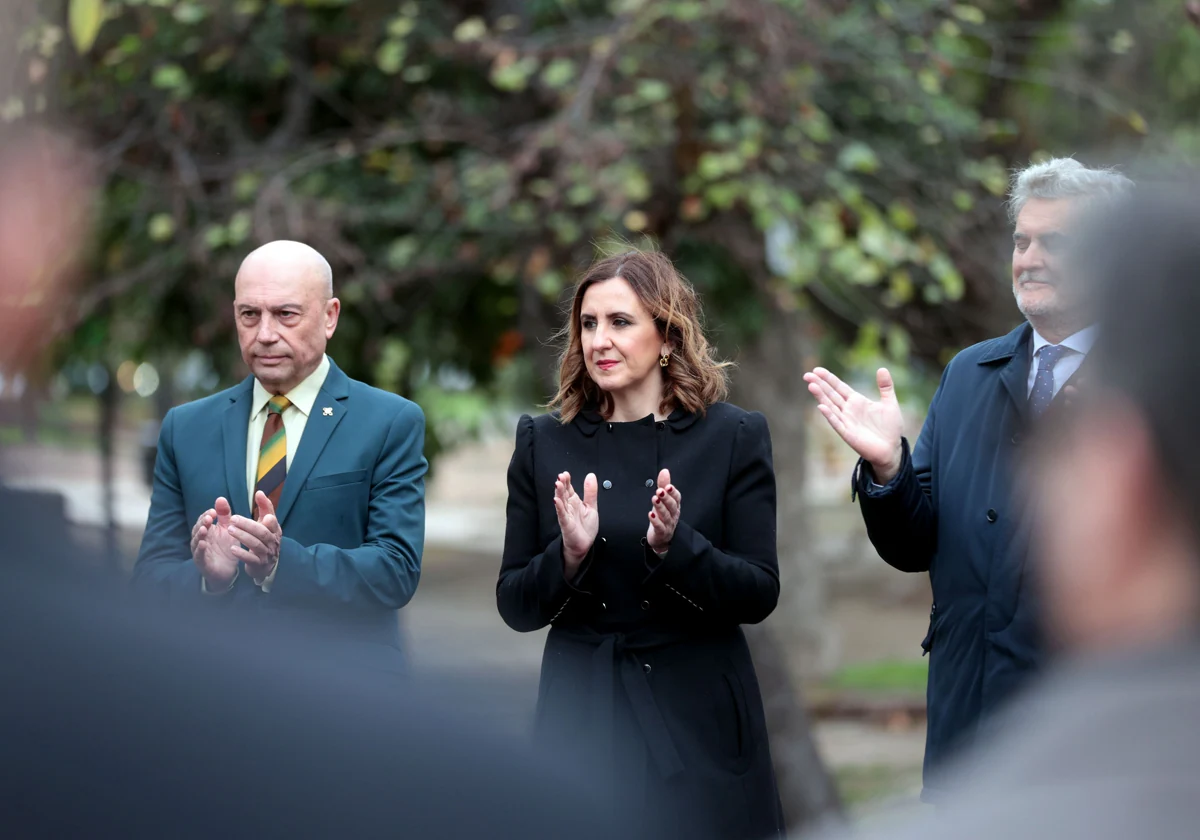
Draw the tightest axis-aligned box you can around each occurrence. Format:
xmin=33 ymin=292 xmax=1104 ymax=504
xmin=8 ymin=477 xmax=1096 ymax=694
xmin=1018 ymin=270 xmax=1056 ymax=286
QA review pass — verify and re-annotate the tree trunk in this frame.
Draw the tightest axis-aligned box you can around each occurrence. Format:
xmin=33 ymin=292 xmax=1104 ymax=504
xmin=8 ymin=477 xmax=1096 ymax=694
xmin=731 ymin=302 xmax=844 ymax=833
xmin=98 ymin=362 xmax=120 ymax=573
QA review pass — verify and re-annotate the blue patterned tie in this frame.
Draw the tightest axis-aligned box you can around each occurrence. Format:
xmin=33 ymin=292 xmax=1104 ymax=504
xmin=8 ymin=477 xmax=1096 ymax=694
xmin=1030 ymin=344 xmax=1069 ymax=417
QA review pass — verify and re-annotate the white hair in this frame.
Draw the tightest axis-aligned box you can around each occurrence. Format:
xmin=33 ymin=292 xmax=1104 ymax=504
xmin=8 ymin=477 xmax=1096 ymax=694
xmin=1007 ymin=157 xmax=1134 ymax=226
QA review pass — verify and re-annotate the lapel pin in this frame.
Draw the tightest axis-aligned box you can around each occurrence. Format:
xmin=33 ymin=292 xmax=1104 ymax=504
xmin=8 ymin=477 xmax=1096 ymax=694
xmin=322 ymin=406 xmax=333 ymax=416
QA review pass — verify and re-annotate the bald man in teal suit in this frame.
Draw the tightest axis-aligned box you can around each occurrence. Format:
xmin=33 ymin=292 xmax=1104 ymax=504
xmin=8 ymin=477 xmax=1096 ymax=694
xmin=133 ymin=241 xmax=427 ymax=655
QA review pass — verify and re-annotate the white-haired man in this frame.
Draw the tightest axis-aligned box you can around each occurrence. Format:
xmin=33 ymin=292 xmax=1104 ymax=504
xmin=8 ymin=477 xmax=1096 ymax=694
xmin=804 ymin=159 xmax=1133 ymax=801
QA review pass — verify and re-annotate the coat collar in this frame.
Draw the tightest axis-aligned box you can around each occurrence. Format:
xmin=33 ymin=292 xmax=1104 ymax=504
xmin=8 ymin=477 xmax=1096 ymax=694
xmin=570 ymin=404 xmax=700 ymax=437
xmin=977 ymin=322 xmax=1033 ymax=366
xmin=975 ymin=321 xmax=1090 ymax=425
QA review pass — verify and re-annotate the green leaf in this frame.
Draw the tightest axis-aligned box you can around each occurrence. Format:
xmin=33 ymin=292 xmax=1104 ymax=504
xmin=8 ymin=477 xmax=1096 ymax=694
xmin=623 ymin=210 xmax=648 ymax=232
xmin=151 ymin=64 xmax=188 ymax=90
xmin=566 ymin=183 xmax=596 ymax=206
xmin=203 ymin=225 xmax=228 ymax=250
xmin=929 ymin=253 xmax=964 ymax=300
xmin=388 ymin=17 xmax=416 ymax=38
xmin=951 ymin=5 xmax=985 ymax=25
xmin=453 ymin=17 xmax=487 ymax=43
xmin=837 ymin=141 xmax=879 ymax=174
xmin=887 ymin=202 xmax=918 ymax=232
xmin=173 ymin=2 xmax=208 ymax=24
xmin=888 ymin=269 xmax=914 ymax=303
xmin=491 ymin=56 xmax=540 ymax=92
xmin=799 ymin=109 xmax=833 ymax=144
xmin=234 ymin=173 xmax=262 ymax=202
xmin=376 ymin=40 xmax=406 ymax=75
xmin=403 ymin=65 xmax=432 ymax=83
xmin=148 ymin=214 xmax=175 ymax=242
xmin=1108 ymin=29 xmax=1134 ymax=55
xmin=541 ymin=58 xmax=576 ymax=90
xmin=636 ymin=79 xmax=671 ymax=103
xmin=918 ymin=68 xmax=941 ymax=95
xmin=68 ymin=0 xmax=105 ymax=54
xmin=886 ymin=324 xmax=911 ymax=360
xmin=227 ymin=210 xmax=252 ymax=245
xmin=535 ymin=270 xmax=564 ymax=299
xmin=697 ymin=152 xmax=725 ymax=180
xmin=386 ymin=236 xmax=420 ymax=270
xmin=619 ymin=164 xmax=651 ymax=203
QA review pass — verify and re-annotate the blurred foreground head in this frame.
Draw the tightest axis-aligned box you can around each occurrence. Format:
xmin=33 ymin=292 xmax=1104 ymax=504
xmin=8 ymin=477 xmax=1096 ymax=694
xmin=0 ymin=128 xmax=92 ymax=372
xmin=1033 ymin=182 xmax=1200 ymax=654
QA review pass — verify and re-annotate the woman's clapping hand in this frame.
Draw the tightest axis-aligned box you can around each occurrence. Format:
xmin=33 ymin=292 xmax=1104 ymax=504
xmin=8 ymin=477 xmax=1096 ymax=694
xmin=647 ymin=468 xmax=682 ymax=554
xmin=554 ymin=471 xmax=599 ymax=577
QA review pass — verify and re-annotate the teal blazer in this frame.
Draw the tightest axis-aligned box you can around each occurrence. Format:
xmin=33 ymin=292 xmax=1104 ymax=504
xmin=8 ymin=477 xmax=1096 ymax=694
xmin=132 ymin=359 xmax=427 ymax=652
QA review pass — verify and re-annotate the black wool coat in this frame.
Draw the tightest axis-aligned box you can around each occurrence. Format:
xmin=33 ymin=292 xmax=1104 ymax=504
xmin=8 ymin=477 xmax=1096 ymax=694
xmin=497 ymin=402 xmax=786 ymax=840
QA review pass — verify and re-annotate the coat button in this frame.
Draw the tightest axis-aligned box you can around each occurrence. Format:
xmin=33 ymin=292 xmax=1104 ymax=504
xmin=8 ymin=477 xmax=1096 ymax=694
xmin=986 ymin=509 xmax=998 ymax=523
xmin=643 ymin=663 xmax=652 ymax=674
xmin=602 ymin=480 xmax=612 ymax=490
xmin=645 ymin=479 xmax=654 ymax=488
xmin=1011 ymin=432 xmax=1021 ymax=446
xmin=640 ymin=600 xmax=650 ymax=611
xmin=656 ymin=421 xmax=665 ymax=430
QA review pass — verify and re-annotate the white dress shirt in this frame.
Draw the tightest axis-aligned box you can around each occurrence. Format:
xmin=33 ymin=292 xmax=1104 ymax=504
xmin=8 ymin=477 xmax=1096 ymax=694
xmin=203 ymin=354 xmax=331 ymax=594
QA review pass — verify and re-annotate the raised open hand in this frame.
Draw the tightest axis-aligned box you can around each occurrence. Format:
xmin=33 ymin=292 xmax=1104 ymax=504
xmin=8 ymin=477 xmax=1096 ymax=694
xmin=553 ymin=471 xmax=599 ymax=577
xmin=803 ymin=367 xmax=905 ymax=482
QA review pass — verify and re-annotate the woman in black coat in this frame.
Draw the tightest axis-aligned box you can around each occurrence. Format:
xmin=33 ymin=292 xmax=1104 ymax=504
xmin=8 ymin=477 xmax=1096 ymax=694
xmin=497 ymin=249 xmax=785 ymax=840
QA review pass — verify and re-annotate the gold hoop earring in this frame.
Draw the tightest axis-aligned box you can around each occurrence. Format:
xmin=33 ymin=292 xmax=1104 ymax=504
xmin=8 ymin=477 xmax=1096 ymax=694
xmin=660 ymin=353 xmax=670 ymax=368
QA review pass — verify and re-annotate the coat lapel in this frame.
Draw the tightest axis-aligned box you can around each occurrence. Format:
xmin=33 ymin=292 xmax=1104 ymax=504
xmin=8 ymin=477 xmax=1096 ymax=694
xmin=275 ymin=360 xmax=350 ymax=526
xmin=222 ymin=378 xmax=255 ymax=518
xmin=979 ymin=322 xmax=1034 ymax=426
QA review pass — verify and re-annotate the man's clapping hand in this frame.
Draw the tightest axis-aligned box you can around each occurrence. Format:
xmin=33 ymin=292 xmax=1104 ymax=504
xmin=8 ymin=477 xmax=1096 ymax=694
xmin=229 ymin=491 xmax=283 ymax=584
xmin=192 ymin=497 xmax=240 ymax=590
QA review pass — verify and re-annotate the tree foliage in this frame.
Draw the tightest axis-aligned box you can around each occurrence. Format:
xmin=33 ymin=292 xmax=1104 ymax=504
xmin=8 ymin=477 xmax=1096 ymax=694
xmin=13 ymin=0 xmax=1200 ymax=443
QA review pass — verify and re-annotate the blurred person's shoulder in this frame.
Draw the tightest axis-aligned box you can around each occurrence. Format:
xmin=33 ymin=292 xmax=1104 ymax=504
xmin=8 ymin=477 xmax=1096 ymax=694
xmin=0 ymin=561 xmax=653 ymax=839
xmin=804 ymin=644 xmax=1200 ymax=840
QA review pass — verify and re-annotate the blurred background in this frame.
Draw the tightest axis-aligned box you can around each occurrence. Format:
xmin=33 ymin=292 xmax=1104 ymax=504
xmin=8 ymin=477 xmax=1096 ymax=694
xmin=5 ymin=0 xmax=1199 ymax=825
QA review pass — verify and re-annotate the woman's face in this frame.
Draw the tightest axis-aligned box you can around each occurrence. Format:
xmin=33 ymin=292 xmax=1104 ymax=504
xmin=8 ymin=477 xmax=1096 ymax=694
xmin=579 ymin=276 xmax=668 ymax=397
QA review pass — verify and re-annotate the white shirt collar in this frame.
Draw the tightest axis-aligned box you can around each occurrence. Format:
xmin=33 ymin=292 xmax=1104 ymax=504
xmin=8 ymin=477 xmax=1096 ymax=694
xmin=1031 ymin=324 xmax=1098 ymax=358
xmin=250 ymin=354 xmax=331 ymax=419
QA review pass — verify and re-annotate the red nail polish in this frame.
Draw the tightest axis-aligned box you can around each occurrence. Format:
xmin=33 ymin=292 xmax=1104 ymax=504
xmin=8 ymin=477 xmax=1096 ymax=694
xmin=650 ymin=512 xmax=656 ymax=519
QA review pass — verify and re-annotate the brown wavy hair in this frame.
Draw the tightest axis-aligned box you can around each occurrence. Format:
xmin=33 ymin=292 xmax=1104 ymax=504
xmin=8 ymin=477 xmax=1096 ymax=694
xmin=548 ymin=247 xmax=731 ymax=423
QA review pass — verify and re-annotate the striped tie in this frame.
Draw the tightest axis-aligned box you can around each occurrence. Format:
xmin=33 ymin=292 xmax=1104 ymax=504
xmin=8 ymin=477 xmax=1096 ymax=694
xmin=254 ymin=395 xmax=291 ymax=516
